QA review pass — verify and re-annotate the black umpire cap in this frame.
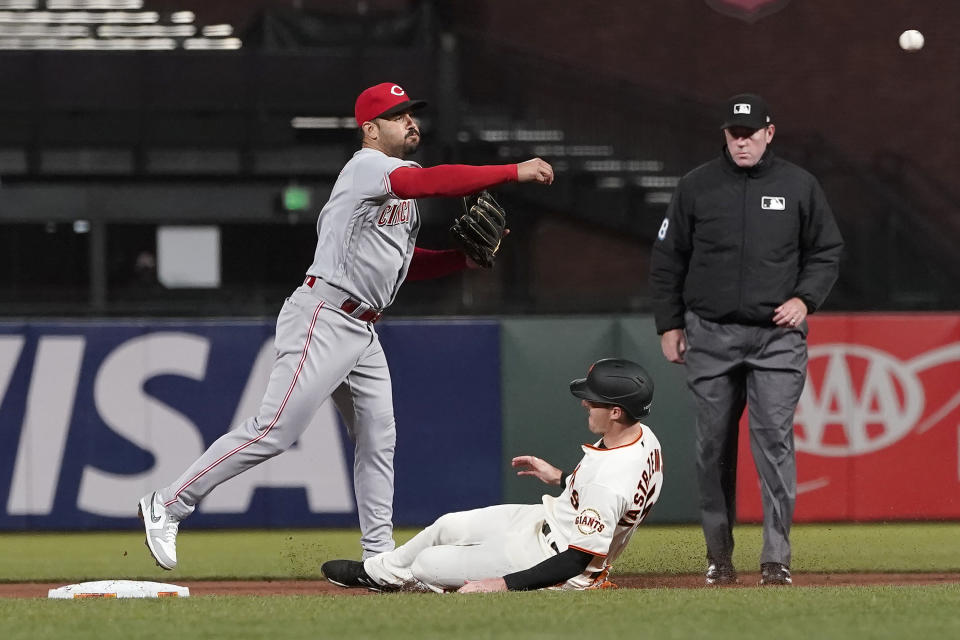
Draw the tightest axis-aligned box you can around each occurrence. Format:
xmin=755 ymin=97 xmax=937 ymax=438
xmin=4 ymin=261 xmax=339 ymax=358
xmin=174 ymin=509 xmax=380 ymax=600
xmin=721 ymin=93 xmax=773 ymax=130
xmin=570 ymin=358 xmax=654 ymax=421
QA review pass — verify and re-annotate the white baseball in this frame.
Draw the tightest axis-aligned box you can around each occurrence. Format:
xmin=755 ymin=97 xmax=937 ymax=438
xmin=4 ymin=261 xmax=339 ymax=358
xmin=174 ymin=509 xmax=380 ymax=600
xmin=898 ymin=29 xmax=924 ymax=51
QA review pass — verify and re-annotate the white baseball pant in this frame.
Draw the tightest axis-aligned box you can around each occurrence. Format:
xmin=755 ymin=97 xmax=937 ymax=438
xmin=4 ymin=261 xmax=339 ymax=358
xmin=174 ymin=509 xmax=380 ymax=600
xmin=364 ymin=503 xmax=558 ymax=592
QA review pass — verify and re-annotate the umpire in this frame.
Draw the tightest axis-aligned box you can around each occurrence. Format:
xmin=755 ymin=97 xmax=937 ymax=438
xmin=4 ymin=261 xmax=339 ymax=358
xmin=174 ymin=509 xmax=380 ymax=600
xmin=649 ymin=93 xmax=843 ymax=586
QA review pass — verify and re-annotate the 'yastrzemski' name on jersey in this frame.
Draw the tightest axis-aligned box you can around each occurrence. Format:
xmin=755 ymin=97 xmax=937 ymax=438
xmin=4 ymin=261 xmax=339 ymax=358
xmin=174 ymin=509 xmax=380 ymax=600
xmin=377 ymin=200 xmax=414 ymax=227
xmin=619 ymin=448 xmax=662 ymax=527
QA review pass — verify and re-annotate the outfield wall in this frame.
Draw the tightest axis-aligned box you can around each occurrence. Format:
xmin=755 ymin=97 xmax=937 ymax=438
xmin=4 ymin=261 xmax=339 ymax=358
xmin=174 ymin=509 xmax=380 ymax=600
xmin=0 ymin=314 xmax=957 ymax=530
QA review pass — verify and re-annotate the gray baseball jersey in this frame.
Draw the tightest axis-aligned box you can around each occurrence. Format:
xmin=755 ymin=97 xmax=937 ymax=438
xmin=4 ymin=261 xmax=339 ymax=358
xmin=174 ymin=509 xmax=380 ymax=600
xmin=308 ymin=148 xmax=423 ymax=308
xmin=156 ymin=148 xmax=428 ymax=558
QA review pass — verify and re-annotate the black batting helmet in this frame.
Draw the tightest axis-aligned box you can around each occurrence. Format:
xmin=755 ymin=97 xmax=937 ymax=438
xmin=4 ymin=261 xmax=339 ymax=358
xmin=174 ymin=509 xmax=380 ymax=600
xmin=569 ymin=358 xmax=654 ymax=421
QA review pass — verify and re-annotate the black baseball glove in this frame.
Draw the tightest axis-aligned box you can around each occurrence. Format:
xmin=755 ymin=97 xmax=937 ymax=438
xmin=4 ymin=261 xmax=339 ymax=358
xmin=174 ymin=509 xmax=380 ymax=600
xmin=450 ymin=190 xmax=507 ymax=269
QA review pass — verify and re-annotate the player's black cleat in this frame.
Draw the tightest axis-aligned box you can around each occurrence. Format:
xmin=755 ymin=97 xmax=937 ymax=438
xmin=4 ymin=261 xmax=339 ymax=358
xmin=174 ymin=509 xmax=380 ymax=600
xmin=759 ymin=562 xmax=792 ymax=586
xmin=705 ymin=561 xmax=738 ymax=585
xmin=322 ymin=559 xmax=397 ymax=592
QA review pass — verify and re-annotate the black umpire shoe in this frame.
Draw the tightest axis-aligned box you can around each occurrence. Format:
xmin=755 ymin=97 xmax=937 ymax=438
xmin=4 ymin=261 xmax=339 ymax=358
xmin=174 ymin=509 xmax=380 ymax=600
xmin=705 ymin=562 xmax=738 ymax=586
xmin=759 ymin=562 xmax=793 ymax=585
xmin=322 ymin=559 xmax=397 ymax=592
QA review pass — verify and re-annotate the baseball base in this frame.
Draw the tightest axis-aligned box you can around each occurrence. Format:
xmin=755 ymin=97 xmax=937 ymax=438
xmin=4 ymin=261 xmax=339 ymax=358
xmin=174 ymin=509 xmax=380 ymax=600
xmin=48 ymin=580 xmax=189 ymax=599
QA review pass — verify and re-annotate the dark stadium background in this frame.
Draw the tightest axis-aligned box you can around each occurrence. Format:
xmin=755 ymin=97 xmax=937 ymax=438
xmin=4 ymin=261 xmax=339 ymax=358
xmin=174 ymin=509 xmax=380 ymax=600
xmin=1 ymin=0 xmax=956 ymax=317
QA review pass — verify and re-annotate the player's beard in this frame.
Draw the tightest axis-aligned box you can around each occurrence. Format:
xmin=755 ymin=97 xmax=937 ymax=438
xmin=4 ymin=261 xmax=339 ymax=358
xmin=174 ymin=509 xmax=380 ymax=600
xmin=400 ymin=131 xmax=420 ymax=157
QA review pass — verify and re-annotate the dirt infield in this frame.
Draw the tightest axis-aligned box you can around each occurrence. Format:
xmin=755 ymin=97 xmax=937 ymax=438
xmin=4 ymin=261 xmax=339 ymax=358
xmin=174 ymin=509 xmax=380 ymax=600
xmin=3 ymin=573 xmax=959 ymax=598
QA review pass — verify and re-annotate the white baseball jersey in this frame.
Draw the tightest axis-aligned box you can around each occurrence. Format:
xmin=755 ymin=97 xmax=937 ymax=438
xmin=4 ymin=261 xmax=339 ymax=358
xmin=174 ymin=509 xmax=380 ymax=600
xmin=543 ymin=425 xmax=664 ymax=589
xmin=365 ymin=424 xmax=665 ymax=592
xmin=308 ymin=147 xmax=423 ymax=309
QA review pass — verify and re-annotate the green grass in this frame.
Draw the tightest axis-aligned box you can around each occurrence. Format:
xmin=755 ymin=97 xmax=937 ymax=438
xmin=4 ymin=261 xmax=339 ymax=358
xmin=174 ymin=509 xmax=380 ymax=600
xmin=1 ymin=522 xmax=958 ymax=582
xmin=1 ymin=523 xmax=958 ymax=640
xmin=1 ymin=585 xmax=958 ymax=640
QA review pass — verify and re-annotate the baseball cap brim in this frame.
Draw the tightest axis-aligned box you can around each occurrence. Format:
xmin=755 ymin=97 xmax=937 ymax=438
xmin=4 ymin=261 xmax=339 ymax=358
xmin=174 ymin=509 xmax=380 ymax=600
xmin=721 ymin=117 xmax=769 ymax=130
xmin=570 ymin=378 xmax=607 ymax=403
xmin=371 ymin=99 xmax=428 ymax=122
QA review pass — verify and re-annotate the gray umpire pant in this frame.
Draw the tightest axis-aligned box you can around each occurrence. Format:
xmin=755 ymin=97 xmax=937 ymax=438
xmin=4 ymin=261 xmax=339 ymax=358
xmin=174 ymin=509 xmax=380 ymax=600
xmin=683 ymin=311 xmax=807 ymax=567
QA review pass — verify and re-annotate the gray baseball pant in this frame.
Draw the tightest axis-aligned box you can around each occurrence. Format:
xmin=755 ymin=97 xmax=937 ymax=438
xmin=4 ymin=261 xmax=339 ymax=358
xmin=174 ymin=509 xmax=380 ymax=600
xmin=683 ymin=311 xmax=807 ymax=567
xmin=158 ymin=283 xmax=397 ymax=558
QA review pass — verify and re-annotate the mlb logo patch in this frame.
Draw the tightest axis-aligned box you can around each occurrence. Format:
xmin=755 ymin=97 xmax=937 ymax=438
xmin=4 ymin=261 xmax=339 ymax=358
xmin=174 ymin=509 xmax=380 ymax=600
xmin=762 ymin=196 xmax=786 ymax=210
xmin=734 ymin=103 xmax=752 ymax=114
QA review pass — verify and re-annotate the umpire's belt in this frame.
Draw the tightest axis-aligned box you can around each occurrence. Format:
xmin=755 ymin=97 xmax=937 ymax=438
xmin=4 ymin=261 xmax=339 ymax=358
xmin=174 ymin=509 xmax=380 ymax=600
xmin=304 ymin=276 xmax=383 ymax=324
xmin=541 ymin=522 xmax=561 ymax=555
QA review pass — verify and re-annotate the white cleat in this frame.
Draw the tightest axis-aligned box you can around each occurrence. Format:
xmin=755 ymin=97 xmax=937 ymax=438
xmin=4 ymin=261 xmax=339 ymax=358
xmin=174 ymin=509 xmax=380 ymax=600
xmin=137 ymin=492 xmax=180 ymax=570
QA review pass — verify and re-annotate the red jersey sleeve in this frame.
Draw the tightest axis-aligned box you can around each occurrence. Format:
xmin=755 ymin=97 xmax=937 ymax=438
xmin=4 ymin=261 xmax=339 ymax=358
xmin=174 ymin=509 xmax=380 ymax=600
xmin=405 ymin=247 xmax=469 ymax=281
xmin=389 ymin=164 xmax=518 ymax=199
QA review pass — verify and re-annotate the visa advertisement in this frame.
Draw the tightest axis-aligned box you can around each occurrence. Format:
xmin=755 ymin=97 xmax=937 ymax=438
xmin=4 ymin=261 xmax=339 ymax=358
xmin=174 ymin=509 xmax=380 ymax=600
xmin=0 ymin=320 xmax=501 ymax=530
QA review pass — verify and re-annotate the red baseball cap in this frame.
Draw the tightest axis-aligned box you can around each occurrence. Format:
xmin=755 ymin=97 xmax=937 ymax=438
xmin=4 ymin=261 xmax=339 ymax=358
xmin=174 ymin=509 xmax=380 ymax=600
xmin=354 ymin=82 xmax=427 ymax=127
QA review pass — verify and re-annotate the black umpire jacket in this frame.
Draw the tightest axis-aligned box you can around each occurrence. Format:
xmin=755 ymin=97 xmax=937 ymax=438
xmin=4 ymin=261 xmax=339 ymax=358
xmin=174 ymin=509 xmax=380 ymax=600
xmin=649 ymin=147 xmax=844 ymax=334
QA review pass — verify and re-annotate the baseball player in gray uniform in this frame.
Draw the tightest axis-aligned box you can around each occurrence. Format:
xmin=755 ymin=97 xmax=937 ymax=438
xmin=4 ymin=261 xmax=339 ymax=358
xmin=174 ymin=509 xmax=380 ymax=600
xmin=322 ymin=358 xmax=664 ymax=593
xmin=138 ymin=82 xmax=554 ymax=569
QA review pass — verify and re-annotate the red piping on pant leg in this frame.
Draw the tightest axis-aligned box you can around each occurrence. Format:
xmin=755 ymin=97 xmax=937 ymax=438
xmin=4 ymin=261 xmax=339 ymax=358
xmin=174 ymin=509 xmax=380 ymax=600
xmin=164 ymin=301 xmax=325 ymax=507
